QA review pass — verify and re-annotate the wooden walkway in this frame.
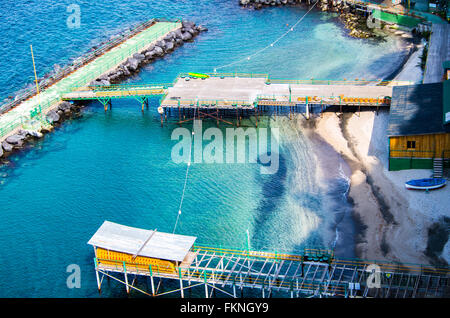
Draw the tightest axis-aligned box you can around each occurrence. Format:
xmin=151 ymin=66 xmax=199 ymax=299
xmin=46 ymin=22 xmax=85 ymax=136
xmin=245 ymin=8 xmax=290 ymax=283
xmin=423 ymin=23 xmax=450 ymax=83
xmin=94 ymin=245 xmax=450 ymax=298
xmin=0 ymin=20 xmax=181 ymax=141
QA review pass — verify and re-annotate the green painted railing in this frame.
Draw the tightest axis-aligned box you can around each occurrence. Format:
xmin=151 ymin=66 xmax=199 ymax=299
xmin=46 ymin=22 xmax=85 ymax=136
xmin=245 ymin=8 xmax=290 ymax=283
xmin=1 ymin=18 xmax=181 ymax=115
xmin=87 ymin=83 xmax=174 ymax=91
xmin=177 ymin=73 xmax=412 ymax=86
xmin=178 ymin=72 xmax=269 ymax=79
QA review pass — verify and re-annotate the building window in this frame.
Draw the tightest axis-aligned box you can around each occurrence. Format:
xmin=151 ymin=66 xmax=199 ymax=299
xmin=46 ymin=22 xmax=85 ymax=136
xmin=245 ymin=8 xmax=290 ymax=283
xmin=407 ymin=140 xmax=416 ymax=149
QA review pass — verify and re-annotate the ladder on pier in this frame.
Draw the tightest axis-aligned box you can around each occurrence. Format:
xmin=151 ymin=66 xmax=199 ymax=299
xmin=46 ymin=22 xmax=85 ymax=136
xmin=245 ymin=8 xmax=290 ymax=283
xmin=433 ymin=158 xmax=443 ymax=178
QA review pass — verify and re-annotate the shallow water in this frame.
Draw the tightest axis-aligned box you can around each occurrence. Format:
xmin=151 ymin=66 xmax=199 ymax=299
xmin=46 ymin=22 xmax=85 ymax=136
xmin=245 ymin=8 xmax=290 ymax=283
xmin=0 ymin=1 xmax=408 ymax=297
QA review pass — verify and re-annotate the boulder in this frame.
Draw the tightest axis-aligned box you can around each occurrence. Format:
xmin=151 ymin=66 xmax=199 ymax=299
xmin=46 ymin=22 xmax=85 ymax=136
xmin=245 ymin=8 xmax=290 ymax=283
xmin=175 ymin=38 xmax=184 ymax=46
xmin=1 ymin=141 xmax=13 ymax=152
xmin=164 ymin=41 xmax=175 ymax=52
xmin=125 ymin=58 xmax=140 ymax=71
xmin=153 ymin=46 xmax=164 ymax=56
xmin=99 ymin=79 xmax=111 ymax=86
xmin=174 ymin=29 xmax=183 ymax=39
xmin=181 ymin=32 xmax=193 ymax=41
xmin=0 ymin=145 xmax=3 ymax=158
xmin=6 ymin=134 xmax=25 ymax=145
xmin=19 ymin=129 xmax=43 ymax=138
xmin=58 ymin=101 xmax=72 ymax=111
xmin=196 ymin=25 xmax=208 ymax=32
xmin=46 ymin=110 xmax=60 ymax=123
xmin=182 ymin=21 xmax=196 ymax=30
xmin=186 ymin=27 xmax=198 ymax=36
xmin=121 ymin=65 xmax=131 ymax=76
xmin=132 ymin=53 xmax=145 ymax=61
xmin=156 ymin=40 xmax=166 ymax=48
xmin=145 ymin=51 xmax=155 ymax=58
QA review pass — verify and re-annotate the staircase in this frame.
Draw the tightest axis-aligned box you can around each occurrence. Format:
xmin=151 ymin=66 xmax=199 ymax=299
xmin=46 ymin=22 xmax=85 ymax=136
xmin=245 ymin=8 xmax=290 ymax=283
xmin=433 ymin=158 xmax=443 ymax=178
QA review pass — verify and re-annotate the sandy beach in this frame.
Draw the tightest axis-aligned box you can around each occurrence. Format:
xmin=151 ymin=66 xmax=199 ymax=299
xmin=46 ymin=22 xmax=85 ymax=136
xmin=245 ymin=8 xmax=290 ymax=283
xmin=302 ymin=33 xmax=450 ymax=267
xmin=310 ymin=109 xmax=450 ymax=267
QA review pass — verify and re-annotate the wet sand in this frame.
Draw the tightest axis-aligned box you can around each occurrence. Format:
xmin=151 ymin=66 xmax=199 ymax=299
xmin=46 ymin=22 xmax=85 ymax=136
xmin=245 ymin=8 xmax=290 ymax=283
xmin=312 ymin=110 xmax=450 ymax=266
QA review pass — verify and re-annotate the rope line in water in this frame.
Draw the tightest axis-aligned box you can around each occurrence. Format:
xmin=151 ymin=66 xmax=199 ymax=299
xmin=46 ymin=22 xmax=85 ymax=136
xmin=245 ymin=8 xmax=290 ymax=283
xmin=172 ymin=107 xmax=197 ymax=234
xmin=173 ymin=2 xmax=318 ymax=234
xmin=214 ymin=1 xmax=319 ymax=72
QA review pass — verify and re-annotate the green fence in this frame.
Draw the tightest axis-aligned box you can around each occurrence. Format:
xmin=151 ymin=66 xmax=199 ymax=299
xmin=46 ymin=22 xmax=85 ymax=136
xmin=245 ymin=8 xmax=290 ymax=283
xmin=372 ymin=9 xmax=423 ymax=28
xmin=389 ymin=157 xmax=433 ymax=170
xmin=1 ymin=20 xmax=181 ymax=139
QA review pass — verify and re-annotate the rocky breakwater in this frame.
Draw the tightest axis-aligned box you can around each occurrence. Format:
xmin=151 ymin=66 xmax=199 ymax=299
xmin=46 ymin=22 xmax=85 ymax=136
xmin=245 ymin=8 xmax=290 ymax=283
xmin=89 ymin=21 xmax=207 ymax=86
xmin=239 ymin=0 xmax=343 ymax=10
xmin=339 ymin=11 xmax=375 ymax=39
xmin=0 ymin=101 xmax=82 ymax=159
xmin=1 ymin=21 xmax=207 ymax=160
xmin=238 ymin=0 xmax=381 ymax=39
xmin=239 ymin=0 xmax=306 ymax=10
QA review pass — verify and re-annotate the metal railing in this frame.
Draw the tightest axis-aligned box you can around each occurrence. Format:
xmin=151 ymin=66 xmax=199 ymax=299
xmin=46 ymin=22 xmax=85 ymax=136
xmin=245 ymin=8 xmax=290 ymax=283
xmin=389 ymin=149 xmax=437 ymax=158
xmin=178 ymin=72 xmax=269 ymax=79
xmin=0 ymin=18 xmax=181 ymax=115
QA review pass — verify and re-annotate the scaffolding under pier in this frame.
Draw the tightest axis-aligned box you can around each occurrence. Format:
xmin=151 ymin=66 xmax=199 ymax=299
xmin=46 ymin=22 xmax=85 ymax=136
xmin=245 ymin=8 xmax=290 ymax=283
xmin=88 ymin=221 xmax=450 ymax=298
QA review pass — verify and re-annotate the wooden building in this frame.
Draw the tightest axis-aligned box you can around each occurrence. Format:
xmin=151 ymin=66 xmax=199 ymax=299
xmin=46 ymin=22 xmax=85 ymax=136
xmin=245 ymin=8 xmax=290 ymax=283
xmin=88 ymin=220 xmax=197 ymax=293
xmin=387 ymin=81 xmax=450 ymax=171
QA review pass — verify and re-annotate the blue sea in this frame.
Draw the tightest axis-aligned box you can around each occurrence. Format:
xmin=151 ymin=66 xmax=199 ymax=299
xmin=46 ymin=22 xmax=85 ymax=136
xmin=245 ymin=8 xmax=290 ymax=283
xmin=0 ymin=1 xmax=408 ymax=297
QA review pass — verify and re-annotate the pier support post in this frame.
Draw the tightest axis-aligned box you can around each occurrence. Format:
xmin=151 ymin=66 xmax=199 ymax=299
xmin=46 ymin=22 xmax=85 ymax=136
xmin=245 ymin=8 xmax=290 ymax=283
xmin=94 ymin=258 xmax=101 ymax=293
xmin=123 ymin=262 xmax=130 ymax=294
xmin=149 ymin=265 xmax=155 ymax=296
xmin=179 ymin=267 xmax=184 ymax=298
xmin=204 ymin=272 xmax=208 ymax=298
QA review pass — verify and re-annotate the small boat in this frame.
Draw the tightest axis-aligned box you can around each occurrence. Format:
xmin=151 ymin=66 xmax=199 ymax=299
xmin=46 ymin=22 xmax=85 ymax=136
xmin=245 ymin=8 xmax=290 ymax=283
xmin=405 ymin=178 xmax=447 ymax=190
xmin=188 ymin=72 xmax=209 ymax=79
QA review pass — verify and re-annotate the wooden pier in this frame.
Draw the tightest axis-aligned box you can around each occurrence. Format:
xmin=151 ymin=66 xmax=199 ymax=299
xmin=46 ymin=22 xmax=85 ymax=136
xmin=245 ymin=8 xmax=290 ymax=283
xmin=161 ymin=74 xmax=394 ymax=110
xmin=60 ymin=73 xmax=408 ymax=126
xmin=89 ymin=221 xmax=450 ymax=298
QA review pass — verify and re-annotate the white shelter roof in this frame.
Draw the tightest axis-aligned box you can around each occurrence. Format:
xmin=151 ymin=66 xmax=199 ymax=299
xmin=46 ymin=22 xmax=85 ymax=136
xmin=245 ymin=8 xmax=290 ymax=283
xmin=87 ymin=221 xmax=196 ymax=262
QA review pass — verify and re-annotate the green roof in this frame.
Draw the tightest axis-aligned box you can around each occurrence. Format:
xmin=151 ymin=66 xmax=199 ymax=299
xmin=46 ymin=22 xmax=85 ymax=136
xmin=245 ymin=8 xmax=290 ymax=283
xmin=444 ymin=61 xmax=450 ymax=70
xmin=388 ymin=83 xmax=449 ymax=136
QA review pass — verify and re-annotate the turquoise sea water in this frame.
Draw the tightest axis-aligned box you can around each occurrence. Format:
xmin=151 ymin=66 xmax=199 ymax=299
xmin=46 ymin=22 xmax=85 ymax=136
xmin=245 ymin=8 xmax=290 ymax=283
xmin=0 ymin=1 xmax=408 ymax=297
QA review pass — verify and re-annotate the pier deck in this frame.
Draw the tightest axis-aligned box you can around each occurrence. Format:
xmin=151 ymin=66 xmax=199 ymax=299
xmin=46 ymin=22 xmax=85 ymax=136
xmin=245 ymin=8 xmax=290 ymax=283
xmin=161 ymin=75 xmax=394 ymax=108
xmin=89 ymin=222 xmax=450 ymax=298
xmin=0 ymin=20 xmax=181 ymax=140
